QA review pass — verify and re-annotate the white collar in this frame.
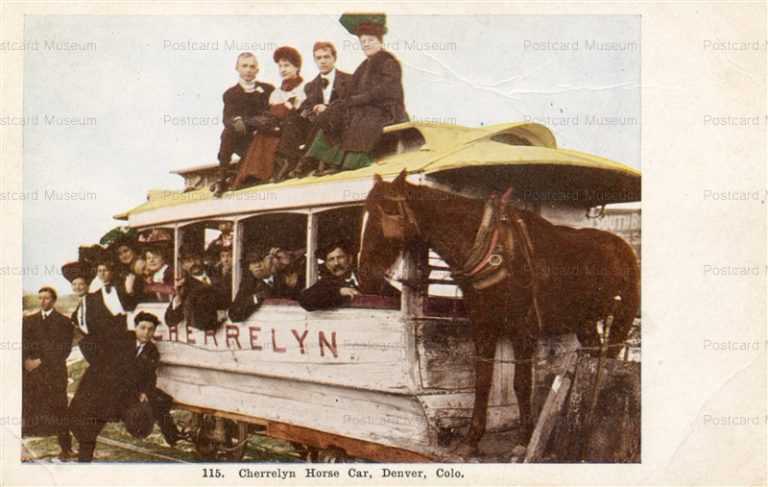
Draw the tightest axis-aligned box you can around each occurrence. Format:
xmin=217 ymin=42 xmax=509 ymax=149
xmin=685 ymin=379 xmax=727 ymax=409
xmin=88 ymin=277 xmax=104 ymax=293
xmin=41 ymin=309 xmax=53 ymax=318
xmin=101 ymin=284 xmax=126 ymax=315
xmin=192 ymin=272 xmax=211 ymax=283
xmin=321 ymin=69 xmax=335 ymax=79
xmin=152 ymin=264 xmax=169 ymax=283
xmin=239 ymin=78 xmax=257 ymax=93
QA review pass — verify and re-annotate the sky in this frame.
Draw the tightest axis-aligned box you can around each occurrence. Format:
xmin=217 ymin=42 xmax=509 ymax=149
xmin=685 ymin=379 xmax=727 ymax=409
xmin=21 ymin=14 xmax=640 ymax=293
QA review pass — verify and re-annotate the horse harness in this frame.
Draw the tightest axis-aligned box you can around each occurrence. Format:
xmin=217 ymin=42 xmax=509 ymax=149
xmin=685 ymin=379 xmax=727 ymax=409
xmin=461 ymin=190 xmax=545 ymax=330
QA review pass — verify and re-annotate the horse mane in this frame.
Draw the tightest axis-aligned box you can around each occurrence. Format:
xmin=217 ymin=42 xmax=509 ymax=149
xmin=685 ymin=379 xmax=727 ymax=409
xmin=405 ymin=183 xmax=485 ymax=227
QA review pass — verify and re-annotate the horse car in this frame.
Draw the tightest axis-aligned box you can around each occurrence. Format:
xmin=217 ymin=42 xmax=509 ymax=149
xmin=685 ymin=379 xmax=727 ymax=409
xmin=115 ymin=121 xmax=641 ymax=462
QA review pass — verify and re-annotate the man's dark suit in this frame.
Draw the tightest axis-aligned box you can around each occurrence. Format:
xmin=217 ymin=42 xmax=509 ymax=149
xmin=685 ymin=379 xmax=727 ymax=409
xmin=299 ymin=70 xmax=352 ymax=144
xmin=165 ymin=272 xmax=230 ymax=331
xmin=298 ymin=271 xmax=399 ymax=311
xmin=132 ymin=333 xmax=182 ymax=446
xmin=301 ymin=70 xmax=352 ymax=115
xmin=218 ymin=82 xmax=275 ymax=165
xmin=228 ymin=275 xmax=274 ymax=322
xmin=69 ymin=285 xmax=138 ymax=462
xmin=208 ymin=263 xmax=233 ymax=303
xmin=22 ymin=309 xmax=74 ymax=450
xmin=273 ymin=267 xmax=306 ymax=301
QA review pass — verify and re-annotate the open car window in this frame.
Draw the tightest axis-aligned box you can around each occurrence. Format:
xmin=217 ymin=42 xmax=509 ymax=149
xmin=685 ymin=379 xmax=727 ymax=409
xmin=239 ymin=212 xmax=307 ymax=302
xmin=136 ymin=226 xmax=175 ymax=303
xmin=315 ymin=206 xmax=401 ymax=310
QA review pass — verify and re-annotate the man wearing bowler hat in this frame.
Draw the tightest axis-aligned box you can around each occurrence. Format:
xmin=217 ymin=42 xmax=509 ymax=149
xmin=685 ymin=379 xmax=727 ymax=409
xmin=165 ymin=244 xmax=230 ymax=331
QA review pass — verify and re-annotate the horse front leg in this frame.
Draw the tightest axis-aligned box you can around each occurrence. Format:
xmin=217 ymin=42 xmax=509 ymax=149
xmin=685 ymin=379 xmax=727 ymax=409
xmin=512 ymin=335 xmax=536 ymax=445
xmin=452 ymin=325 xmax=499 ymax=458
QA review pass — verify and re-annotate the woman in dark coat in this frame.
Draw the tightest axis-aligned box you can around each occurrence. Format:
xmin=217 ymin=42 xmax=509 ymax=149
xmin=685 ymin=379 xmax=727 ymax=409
xmin=68 ymin=260 xmax=139 ymax=462
xmin=312 ymin=15 xmax=408 ymax=175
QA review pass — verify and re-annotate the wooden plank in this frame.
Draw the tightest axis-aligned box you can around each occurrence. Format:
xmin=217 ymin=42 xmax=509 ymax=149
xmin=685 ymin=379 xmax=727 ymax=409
xmin=532 ymin=333 xmax=581 ymax=420
xmin=267 ymin=422 xmax=434 ymax=463
xmin=415 ymin=319 xmax=475 ymax=390
xmin=418 ymin=391 xmax=518 ymax=433
xmin=550 ymin=356 xmax=641 ymax=462
xmin=158 ymin=365 xmax=434 ymax=453
xmin=524 ymin=352 xmax=578 ymax=463
xmin=489 ymin=336 xmax=516 ymax=412
xmin=133 ymin=303 xmax=416 ymax=393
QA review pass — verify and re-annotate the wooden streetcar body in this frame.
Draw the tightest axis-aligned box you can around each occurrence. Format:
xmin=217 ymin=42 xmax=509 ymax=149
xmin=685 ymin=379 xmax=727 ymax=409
xmin=116 ymin=121 xmax=640 ymax=461
xmin=130 ymin=300 xmax=520 ymax=461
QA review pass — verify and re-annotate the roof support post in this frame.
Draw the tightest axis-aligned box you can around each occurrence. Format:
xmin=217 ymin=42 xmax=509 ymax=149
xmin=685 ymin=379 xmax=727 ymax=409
xmin=306 ymin=211 xmax=318 ymax=288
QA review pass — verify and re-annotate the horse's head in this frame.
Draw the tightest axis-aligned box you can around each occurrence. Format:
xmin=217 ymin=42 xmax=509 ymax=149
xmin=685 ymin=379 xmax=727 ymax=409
xmin=358 ymin=170 xmax=420 ymax=291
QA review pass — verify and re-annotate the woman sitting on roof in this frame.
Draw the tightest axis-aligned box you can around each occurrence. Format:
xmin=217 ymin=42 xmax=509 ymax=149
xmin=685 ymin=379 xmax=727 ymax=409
xmin=230 ymin=46 xmax=307 ymax=189
xmin=311 ymin=13 xmax=409 ymax=177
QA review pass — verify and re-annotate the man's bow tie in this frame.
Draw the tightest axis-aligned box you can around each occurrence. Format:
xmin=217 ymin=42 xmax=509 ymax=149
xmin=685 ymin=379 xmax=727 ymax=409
xmin=104 ymin=284 xmax=113 ymax=293
xmin=321 ymin=77 xmax=330 ymax=89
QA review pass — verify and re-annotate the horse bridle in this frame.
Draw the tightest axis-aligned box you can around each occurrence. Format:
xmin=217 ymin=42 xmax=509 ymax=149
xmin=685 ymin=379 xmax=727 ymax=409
xmin=375 ymin=194 xmax=422 ymax=241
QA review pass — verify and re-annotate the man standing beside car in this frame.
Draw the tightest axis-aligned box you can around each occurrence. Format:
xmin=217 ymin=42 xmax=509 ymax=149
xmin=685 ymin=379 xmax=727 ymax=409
xmin=22 ymin=286 xmax=75 ymax=460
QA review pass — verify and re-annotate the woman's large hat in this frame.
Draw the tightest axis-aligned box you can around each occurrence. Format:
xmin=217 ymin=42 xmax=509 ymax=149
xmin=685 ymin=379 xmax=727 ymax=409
xmin=273 ymin=46 xmax=302 ymax=70
xmin=244 ymin=244 xmax=271 ymax=264
xmin=76 ymin=244 xmax=110 ymax=271
xmin=61 ymin=261 xmax=93 ymax=284
xmin=339 ymin=13 xmax=387 ymax=37
xmin=100 ymin=226 xmax=138 ymax=249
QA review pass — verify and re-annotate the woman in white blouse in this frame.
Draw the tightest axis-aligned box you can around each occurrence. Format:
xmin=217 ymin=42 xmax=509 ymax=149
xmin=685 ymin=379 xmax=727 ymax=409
xmin=231 ymin=46 xmax=306 ymax=188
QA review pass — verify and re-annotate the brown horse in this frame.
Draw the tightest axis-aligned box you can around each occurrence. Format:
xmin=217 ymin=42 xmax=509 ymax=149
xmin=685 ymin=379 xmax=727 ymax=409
xmin=358 ymin=170 xmax=640 ymax=457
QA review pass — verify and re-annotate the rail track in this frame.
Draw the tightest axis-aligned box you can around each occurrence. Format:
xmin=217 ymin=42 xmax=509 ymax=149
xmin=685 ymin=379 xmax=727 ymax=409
xmin=22 ymin=436 xmax=189 ymax=463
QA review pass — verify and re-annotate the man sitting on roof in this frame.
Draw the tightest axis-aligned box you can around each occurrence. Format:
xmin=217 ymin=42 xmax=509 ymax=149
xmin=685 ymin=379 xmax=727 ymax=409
xmin=281 ymin=41 xmax=352 ymax=180
xmin=214 ymin=52 xmax=275 ymax=197
xmin=299 ymin=239 xmax=398 ymax=311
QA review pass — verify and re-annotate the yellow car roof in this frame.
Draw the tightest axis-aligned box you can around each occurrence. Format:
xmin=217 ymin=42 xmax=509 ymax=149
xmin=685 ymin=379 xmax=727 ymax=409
xmin=116 ymin=121 xmax=639 ymax=220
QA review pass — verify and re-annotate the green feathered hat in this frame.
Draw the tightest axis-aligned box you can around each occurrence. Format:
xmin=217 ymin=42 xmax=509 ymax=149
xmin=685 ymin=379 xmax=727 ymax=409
xmin=339 ymin=13 xmax=387 ymax=37
xmin=100 ymin=226 xmax=138 ymax=249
